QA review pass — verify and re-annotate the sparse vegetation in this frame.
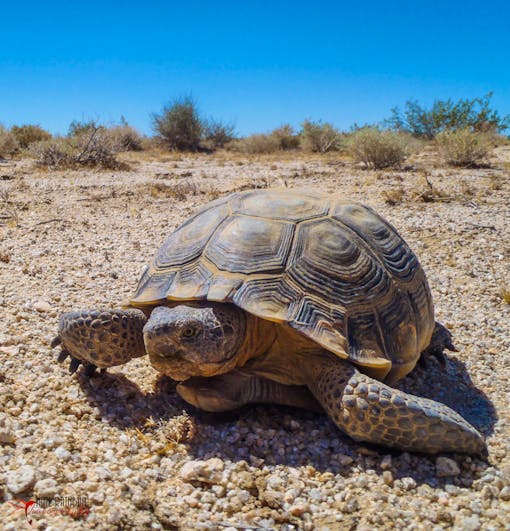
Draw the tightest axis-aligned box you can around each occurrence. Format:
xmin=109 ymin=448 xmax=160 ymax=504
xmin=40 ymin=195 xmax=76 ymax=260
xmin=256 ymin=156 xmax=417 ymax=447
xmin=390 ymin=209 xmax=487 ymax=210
xmin=202 ymin=118 xmax=236 ymax=149
xmin=436 ymin=128 xmax=490 ymax=167
xmin=301 ymin=119 xmax=342 ymax=153
xmin=152 ymin=96 xmax=204 ymax=152
xmin=348 ymin=127 xmax=409 ymax=169
xmin=32 ymin=124 xmax=124 ymax=170
xmin=228 ymin=133 xmax=281 ymax=154
xmin=387 ymin=93 xmax=510 ymax=138
xmin=0 ymin=126 xmax=19 ymax=158
xmin=10 ymin=124 xmax=52 ymax=149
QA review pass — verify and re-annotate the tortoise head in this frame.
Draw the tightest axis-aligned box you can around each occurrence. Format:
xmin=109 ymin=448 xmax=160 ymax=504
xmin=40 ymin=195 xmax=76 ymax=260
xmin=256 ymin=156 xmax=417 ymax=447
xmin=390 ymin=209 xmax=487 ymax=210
xmin=143 ymin=302 xmax=247 ymax=381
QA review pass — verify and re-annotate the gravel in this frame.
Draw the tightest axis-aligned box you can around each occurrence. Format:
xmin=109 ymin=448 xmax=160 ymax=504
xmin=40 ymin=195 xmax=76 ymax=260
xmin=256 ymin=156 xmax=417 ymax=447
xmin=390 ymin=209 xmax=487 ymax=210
xmin=0 ymin=150 xmax=509 ymax=529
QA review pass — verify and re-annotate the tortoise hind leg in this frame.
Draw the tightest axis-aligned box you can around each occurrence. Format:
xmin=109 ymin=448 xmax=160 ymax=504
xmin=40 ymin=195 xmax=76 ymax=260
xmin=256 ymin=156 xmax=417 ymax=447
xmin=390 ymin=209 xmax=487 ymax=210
xmin=305 ymin=352 xmax=486 ymax=455
xmin=176 ymin=370 xmax=322 ymax=413
xmin=52 ymin=308 xmax=147 ymax=374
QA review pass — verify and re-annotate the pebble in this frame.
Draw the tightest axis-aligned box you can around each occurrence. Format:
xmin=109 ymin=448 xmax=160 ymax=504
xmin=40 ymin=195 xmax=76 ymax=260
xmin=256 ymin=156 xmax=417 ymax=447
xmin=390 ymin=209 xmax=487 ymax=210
xmin=34 ymin=477 xmax=59 ymax=498
xmin=33 ymin=300 xmax=52 ymax=313
xmin=436 ymin=457 xmax=461 ymax=477
xmin=180 ymin=458 xmax=225 ymax=484
xmin=0 ymin=429 xmax=15 ymax=445
xmin=6 ymin=465 xmax=36 ymax=494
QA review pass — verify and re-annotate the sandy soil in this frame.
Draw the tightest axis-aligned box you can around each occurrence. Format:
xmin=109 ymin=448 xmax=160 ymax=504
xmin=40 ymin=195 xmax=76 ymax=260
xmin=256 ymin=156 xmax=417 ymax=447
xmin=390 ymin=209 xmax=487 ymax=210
xmin=0 ymin=148 xmax=509 ymax=530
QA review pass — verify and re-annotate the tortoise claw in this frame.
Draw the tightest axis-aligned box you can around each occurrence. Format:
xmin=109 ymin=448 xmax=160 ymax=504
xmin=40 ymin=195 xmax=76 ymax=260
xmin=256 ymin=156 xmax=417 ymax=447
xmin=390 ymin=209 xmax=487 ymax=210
xmin=57 ymin=349 xmax=70 ymax=363
xmin=51 ymin=336 xmax=62 ymax=348
xmin=445 ymin=339 xmax=458 ymax=352
xmin=69 ymin=357 xmax=81 ymax=374
xmin=83 ymin=363 xmax=98 ymax=377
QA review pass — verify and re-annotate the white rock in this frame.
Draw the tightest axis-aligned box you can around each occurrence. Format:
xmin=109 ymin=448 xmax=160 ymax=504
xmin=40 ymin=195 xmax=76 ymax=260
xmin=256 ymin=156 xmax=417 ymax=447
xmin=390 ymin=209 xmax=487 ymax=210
xmin=33 ymin=300 xmax=52 ymax=313
xmin=436 ymin=457 xmax=461 ymax=477
xmin=180 ymin=458 xmax=224 ymax=484
xmin=6 ymin=465 xmax=37 ymax=494
xmin=34 ymin=478 xmax=59 ymax=498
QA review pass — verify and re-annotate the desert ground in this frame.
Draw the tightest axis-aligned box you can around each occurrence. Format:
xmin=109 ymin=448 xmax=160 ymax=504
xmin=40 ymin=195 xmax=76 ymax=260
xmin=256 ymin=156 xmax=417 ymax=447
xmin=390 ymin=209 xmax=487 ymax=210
xmin=0 ymin=147 xmax=509 ymax=530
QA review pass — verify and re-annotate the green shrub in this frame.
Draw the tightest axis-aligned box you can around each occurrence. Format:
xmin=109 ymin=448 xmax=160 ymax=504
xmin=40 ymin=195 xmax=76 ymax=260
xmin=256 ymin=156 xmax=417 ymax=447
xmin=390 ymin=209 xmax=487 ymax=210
xmin=10 ymin=124 xmax=51 ymax=149
xmin=0 ymin=126 xmax=19 ymax=158
xmin=436 ymin=128 xmax=489 ymax=167
xmin=387 ymin=93 xmax=510 ymax=139
xmin=348 ymin=127 xmax=409 ymax=169
xmin=152 ymin=96 xmax=203 ymax=151
xmin=68 ymin=119 xmax=103 ymax=137
xmin=301 ymin=120 xmax=341 ymax=153
xmin=228 ymin=133 xmax=281 ymax=154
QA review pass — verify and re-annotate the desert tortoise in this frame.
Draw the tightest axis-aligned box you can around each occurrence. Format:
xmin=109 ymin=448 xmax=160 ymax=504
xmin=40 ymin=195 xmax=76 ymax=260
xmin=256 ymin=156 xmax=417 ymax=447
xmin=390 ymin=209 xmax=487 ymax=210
xmin=52 ymin=190 xmax=485 ymax=454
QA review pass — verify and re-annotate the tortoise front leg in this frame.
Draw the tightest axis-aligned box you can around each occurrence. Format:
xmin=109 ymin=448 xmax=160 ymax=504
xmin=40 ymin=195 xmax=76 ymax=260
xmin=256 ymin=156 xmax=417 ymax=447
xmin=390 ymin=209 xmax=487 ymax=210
xmin=51 ymin=309 xmax=147 ymax=375
xmin=176 ymin=369 xmax=322 ymax=413
xmin=305 ymin=352 xmax=486 ymax=455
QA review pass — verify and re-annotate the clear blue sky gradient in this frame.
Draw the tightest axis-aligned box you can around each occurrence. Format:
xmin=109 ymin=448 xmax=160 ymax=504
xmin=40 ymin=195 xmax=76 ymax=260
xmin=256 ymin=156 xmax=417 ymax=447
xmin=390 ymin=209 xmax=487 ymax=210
xmin=1 ymin=0 xmax=509 ymax=136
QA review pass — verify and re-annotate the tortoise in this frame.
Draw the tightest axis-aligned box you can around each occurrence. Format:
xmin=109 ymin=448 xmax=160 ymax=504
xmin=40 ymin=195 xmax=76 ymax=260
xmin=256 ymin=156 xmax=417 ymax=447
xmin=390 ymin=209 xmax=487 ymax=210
xmin=52 ymin=189 xmax=485 ymax=454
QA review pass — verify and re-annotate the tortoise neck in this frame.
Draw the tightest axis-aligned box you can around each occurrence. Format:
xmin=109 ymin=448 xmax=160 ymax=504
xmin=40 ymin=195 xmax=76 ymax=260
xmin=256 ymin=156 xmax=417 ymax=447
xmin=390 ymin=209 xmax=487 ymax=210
xmin=238 ymin=313 xmax=279 ymax=367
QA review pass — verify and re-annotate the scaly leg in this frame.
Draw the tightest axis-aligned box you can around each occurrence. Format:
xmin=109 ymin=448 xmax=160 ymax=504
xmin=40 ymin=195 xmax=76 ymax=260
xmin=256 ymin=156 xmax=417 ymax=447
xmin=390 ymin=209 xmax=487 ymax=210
xmin=305 ymin=352 xmax=486 ymax=455
xmin=51 ymin=309 xmax=147 ymax=375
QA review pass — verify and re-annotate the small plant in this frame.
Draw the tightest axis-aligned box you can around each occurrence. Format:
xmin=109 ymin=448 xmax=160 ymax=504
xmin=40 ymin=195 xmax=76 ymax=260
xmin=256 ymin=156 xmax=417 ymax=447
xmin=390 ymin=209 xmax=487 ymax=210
xmin=10 ymin=124 xmax=52 ymax=149
xmin=301 ymin=120 xmax=341 ymax=153
xmin=0 ymin=126 xmax=19 ymax=158
xmin=382 ymin=187 xmax=405 ymax=205
xmin=348 ymin=127 xmax=409 ymax=169
xmin=500 ymin=285 xmax=510 ymax=305
xmin=436 ymin=128 xmax=489 ymax=167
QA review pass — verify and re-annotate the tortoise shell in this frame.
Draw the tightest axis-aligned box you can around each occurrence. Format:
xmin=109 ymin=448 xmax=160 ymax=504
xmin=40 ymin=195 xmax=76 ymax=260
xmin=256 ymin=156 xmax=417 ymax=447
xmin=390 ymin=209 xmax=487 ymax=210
xmin=130 ymin=190 xmax=435 ymax=372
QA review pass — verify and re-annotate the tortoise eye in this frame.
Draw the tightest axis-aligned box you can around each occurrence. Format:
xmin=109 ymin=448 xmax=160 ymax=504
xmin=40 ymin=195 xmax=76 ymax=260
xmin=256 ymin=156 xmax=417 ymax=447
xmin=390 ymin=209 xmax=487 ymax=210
xmin=182 ymin=327 xmax=197 ymax=339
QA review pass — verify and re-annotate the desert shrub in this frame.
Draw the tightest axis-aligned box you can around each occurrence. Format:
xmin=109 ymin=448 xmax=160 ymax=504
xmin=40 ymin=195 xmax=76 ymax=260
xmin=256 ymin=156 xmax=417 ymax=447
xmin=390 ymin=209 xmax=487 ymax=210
xmin=301 ymin=120 xmax=341 ymax=153
xmin=202 ymin=118 xmax=236 ymax=149
xmin=104 ymin=124 xmax=143 ymax=151
xmin=10 ymin=124 xmax=51 ymax=149
xmin=0 ymin=126 xmax=19 ymax=158
xmin=271 ymin=124 xmax=300 ymax=150
xmin=152 ymin=96 xmax=203 ymax=151
xmin=348 ymin=127 xmax=409 ymax=169
xmin=387 ymin=93 xmax=510 ymax=139
xmin=32 ymin=127 xmax=122 ymax=170
xmin=68 ymin=119 xmax=103 ymax=137
xmin=436 ymin=128 xmax=489 ymax=167
xmin=228 ymin=133 xmax=281 ymax=154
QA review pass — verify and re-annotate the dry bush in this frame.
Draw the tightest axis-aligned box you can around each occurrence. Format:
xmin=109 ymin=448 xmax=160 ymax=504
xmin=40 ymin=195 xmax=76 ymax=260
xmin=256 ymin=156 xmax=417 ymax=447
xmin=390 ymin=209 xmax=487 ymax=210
xmin=271 ymin=124 xmax=300 ymax=150
xmin=0 ymin=126 xmax=19 ymax=158
xmin=10 ymin=124 xmax=52 ymax=149
xmin=32 ymin=128 xmax=124 ymax=170
xmin=150 ymin=181 xmax=200 ymax=200
xmin=228 ymin=133 xmax=280 ymax=154
xmin=103 ymin=124 xmax=143 ymax=152
xmin=436 ymin=128 xmax=490 ymax=167
xmin=500 ymin=285 xmax=510 ymax=305
xmin=348 ymin=127 xmax=409 ymax=169
xmin=301 ymin=120 xmax=342 ymax=153
xmin=382 ymin=187 xmax=405 ymax=205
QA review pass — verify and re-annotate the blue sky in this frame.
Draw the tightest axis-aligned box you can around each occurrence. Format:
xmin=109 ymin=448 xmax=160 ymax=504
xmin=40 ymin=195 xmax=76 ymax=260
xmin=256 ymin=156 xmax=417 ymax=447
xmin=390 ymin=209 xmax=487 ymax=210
xmin=0 ymin=0 xmax=509 ymax=136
